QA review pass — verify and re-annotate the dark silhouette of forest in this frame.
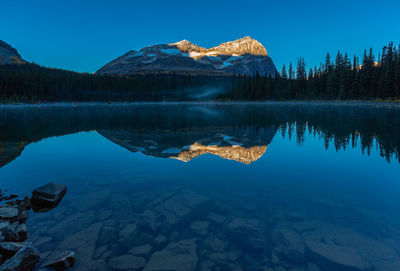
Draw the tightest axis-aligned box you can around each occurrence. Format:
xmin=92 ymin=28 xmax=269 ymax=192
xmin=0 ymin=42 xmax=399 ymax=102
xmin=0 ymin=64 xmax=226 ymax=102
xmin=222 ymin=42 xmax=400 ymax=100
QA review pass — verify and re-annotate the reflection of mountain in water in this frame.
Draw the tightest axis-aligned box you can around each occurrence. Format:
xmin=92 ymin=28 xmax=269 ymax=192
xmin=0 ymin=142 xmax=28 ymax=168
xmin=0 ymin=103 xmax=399 ymax=168
xmin=99 ymin=127 xmax=276 ymax=164
xmin=171 ymin=143 xmax=267 ymax=164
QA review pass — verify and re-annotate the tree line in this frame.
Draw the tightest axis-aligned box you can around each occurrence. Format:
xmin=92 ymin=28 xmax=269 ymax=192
xmin=0 ymin=42 xmax=399 ymax=102
xmin=0 ymin=64 xmax=228 ymax=102
xmin=220 ymin=42 xmax=400 ymax=100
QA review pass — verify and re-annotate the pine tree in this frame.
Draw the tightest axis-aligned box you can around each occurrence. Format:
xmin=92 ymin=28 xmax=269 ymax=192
xmin=281 ymin=65 xmax=288 ymax=79
xmin=288 ymin=62 xmax=295 ymax=80
xmin=296 ymin=57 xmax=307 ymax=80
xmin=325 ymin=53 xmax=332 ymax=73
xmin=360 ymin=49 xmax=374 ymax=98
xmin=380 ymin=42 xmax=396 ymax=98
xmin=350 ymin=55 xmax=360 ymax=98
xmin=395 ymin=44 xmax=400 ymax=97
xmin=308 ymin=68 xmax=314 ymax=79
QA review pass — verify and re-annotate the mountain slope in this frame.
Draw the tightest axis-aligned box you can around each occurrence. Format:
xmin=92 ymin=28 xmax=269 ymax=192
xmin=97 ymin=37 xmax=277 ymax=76
xmin=0 ymin=40 xmax=26 ymax=64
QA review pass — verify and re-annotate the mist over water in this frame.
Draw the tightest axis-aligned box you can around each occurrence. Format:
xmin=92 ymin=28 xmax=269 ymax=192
xmin=186 ymin=87 xmax=226 ymax=99
xmin=0 ymin=102 xmax=400 ymax=271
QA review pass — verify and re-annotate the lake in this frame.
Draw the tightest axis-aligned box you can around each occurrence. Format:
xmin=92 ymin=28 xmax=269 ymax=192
xmin=1 ymin=102 xmax=400 ymax=271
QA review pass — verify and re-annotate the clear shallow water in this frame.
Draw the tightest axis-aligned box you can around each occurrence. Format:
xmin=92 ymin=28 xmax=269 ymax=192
xmin=1 ymin=103 xmax=400 ymax=271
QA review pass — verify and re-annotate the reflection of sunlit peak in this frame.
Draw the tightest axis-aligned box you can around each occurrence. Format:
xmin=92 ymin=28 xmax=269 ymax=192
xmin=169 ymin=142 xmax=267 ymax=164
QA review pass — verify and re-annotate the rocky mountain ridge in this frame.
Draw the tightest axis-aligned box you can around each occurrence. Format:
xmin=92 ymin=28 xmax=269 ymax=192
xmin=0 ymin=40 xmax=26 ymax=64
xmin=96 ymin=37 xmax=277 ymax=76
xmin=172 ymin=36 xmax=268 ymax=59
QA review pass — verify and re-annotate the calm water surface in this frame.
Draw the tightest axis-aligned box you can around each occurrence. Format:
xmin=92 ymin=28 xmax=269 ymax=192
xmin=1 ymin=103 xmax=400 ymax=271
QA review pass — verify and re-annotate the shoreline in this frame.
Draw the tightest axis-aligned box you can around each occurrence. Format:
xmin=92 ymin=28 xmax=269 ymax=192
xmin=1 ymin=100 xmax=400 ymax=107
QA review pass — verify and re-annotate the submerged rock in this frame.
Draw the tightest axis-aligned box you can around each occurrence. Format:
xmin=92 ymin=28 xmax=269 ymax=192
xmin=0 ymin=221 xmax=11 ymax=235
xmin=97 ymin=225 xmax=117 ymax=248
xmin=227 ymin=218 xmax=267 ymax=251
xmin=0 ymin=207 xmax=19 ymax=220
xmin=1 ymin=222 xmax=28 ymax=242
xmin=144 ymin=239 xmax=198 ymax=271
xmin=6 ymin=197 xmax=31 ymax=213
xmin=207 ymin=213 xmax=226 ymax=224
xmin=308 ymin=262 xmax=322 ymax=271
xmin=30 ymin=183 xmax=67 ymax=212
xmin=118 ymin=223 xmax=137 ymax=240
xmin=44 ymin=250 xmax=75 ymax=270
xmin=0 ymin=241 xmax=25 ymax=259
xmin=153 ymin=234 xmax=167 ymax=246
xmin=17 ymin=211 xmax=29 ymax=223
xmin=18 ymin=197 xmax=31 ymax=212
xmin=94 ymin=245 xmax=108 ymax=259
xmin=305 ymin=239 xmax=371 ymax=271
xmin=152 ymin=189 xmax=209 ymax=229
xmin=190 ymin=220 xmax=209 ymax=236
xmin=272 ymin=228 xmax=305 ymax=263
xmin=0 ymin=243 xmax=40 ymax=271
xmin=203 ymin=235 xmax=228 ymax=252
xmin=108 ymin=255 xmax=146 ymax=270
xmin=47 ymin=211 xmax=97 ymax=240
xmin=270 ymin=250 xmax=280 ymax=265
xmin=284 ymin=212 xmax=304 ymax=222
xmin=128 ymin=244 xmax=152 ymax=256
xmin=49 ymin=223 xmax=101 ymax=270
xmin=69 ymin=190 xmax=110 ymax=212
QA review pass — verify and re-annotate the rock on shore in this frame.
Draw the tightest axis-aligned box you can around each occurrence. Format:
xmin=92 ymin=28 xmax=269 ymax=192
xmin=0 ymin=184 xmax=69 ymax=270
xmin=44 ymin=250 xmax=75 ymax=270
xmin=30 ymin=183 xmax=67 ymax=212
xmin=0 ymin=243 xmax=40 ymax=271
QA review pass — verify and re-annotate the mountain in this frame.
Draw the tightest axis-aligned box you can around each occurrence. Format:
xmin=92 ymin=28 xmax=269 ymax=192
xmin=96 ymin=37 xmax=277 ymax=76
xmin=0 ymin=40 xmax=26 ymax=64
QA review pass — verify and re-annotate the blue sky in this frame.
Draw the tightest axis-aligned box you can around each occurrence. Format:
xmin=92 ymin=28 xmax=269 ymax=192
xmin=1 ymin=0 xmax=399 ymax=73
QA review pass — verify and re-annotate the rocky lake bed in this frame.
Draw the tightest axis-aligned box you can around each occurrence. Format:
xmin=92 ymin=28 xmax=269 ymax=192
xmin=0 ymin=183 xmax=75 ymax=270
xmin=2 ymin=177 xmax=399 ymax=271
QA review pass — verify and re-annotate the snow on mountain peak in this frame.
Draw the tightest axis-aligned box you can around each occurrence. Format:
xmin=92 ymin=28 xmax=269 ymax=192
xmin=212 ymin=36 xmax=268 ymax=56
xmin=169 ymin=37 xmax=268 ymax=59
xmin=171 ymin=39 xmax=192 ymax=46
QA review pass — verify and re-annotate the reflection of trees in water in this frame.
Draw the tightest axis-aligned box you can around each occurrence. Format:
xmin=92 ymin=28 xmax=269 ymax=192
xmin=0 ymin=103 xmax=399 ymax=163
xmin=275 ymin=105 xmax=400 ymax=162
